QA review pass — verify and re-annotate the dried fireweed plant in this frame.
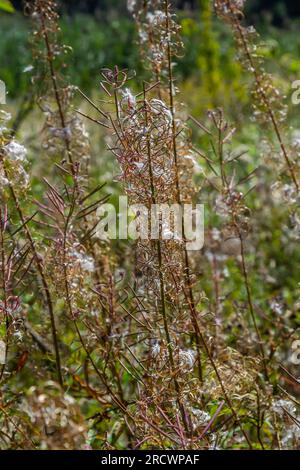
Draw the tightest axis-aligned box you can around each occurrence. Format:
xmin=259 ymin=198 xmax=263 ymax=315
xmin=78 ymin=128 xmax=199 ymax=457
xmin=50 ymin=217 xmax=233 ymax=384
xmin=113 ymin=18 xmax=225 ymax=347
xmin=0 ymin=0 xmax=299 ymax=450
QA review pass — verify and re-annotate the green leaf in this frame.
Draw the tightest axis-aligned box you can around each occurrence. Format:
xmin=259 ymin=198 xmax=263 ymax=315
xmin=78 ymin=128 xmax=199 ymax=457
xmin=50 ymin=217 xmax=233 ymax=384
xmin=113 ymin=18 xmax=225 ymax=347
xmin=0 ymin=1 xmax=15 ymax=13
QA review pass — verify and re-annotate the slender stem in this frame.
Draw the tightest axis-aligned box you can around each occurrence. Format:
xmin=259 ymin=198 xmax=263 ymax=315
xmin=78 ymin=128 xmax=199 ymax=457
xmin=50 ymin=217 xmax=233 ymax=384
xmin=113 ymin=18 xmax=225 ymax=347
xmin=0 ymin=206 xmax=9 ymax=381
xmin=238 ymin=228 xmax=269 ymax=380
xmin=228 ymin=1 xmax=299 ymax=192
xmin=40 ymin=10 xmax=75 ymax=172
xmin=215 ymin=123 xmax=269 ymax=379
xmin=194 ymin=314 xmax=253 ymax=449
xmin=164 ymin=0 xmax=203 ymax=382
xmin=143 ymin=84 xmax=189 ymax=433
xmin=3 ymin=165 xmax=63 ymax=387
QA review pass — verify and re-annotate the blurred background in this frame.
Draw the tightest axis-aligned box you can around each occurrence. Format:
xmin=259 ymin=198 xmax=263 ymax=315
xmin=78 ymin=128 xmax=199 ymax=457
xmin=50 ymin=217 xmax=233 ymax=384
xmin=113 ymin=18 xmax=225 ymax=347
xmin=9 ymin=1 xmax=300 ymax=19
xmin=2 ymin=0 xmax=300 ymax=104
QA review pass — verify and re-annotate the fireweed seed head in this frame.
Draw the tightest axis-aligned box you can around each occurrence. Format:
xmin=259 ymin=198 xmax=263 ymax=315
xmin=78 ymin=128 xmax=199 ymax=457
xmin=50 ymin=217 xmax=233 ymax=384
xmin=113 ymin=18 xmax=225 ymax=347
xmin=150 ymin=99 xmax=173 ymax=123
xmin=214 ymin=0 xmax=246 ymax=19
xmin=190 ymin=408 xmax=211 ymax=428
xmin=0 ymin=172 xmax=9 ymax=187
xmin=178 ymin=349 xmax=196 ymax=371
xmin=121 ymin=88 xmax=137 ymax=110
xmin=281 ymin=425 xmax=300 ymax=448
xmin=4 ymin=141 xmax=28 ymax=162
xmin=127 ymin=0 xmax=137 ymax=13
xmin=69 ymin=248 xmax=96 ymax=274
xmin=272 ymin=399 xmax=297 ymax=417
xmin=0 ymin=110 xmax=11 ymax=133
xmin=146 ymin=10 xmax=166 ymax=27
xmin=269 ymin=299 xmax=284 ymax=316
xmin=0 ymin=340 xmax=6 ymax=365
xmin=150 ymin=341 xmax=161 ymax=359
